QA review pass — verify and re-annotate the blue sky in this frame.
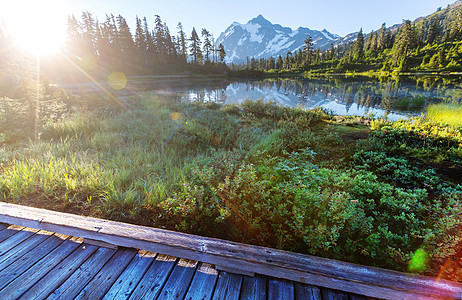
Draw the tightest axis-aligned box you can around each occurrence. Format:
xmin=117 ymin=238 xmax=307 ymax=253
xmin=1 ymin=0 xmax=457 ymax=41
xmin=65 ymin=0 xmax=456 ymax=37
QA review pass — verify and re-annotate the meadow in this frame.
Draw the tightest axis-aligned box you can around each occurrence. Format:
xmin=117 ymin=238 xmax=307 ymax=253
xmin=1 ymin=88 xmax=462 ymax=281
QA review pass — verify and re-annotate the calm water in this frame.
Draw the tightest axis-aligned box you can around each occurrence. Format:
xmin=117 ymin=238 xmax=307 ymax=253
xmin=59 ymin=75 xmax=462 ymax=121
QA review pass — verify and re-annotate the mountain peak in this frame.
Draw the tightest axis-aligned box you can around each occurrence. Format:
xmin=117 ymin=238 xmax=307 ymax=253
xmin=216 ymin=15 xmax=341 ymax=64
xmin=249 ymin=14 xmax=271 ymax=26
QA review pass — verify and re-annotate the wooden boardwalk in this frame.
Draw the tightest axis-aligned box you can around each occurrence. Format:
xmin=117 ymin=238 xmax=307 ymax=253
xmin=0 ymin=202 xmax=460 ymax=300
xmin=0 ymin=223 xmax=355 ymax=299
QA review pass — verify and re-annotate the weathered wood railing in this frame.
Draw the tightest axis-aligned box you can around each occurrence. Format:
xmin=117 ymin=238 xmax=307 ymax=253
xmin=0 ymin=202 xmax=460 ymax=300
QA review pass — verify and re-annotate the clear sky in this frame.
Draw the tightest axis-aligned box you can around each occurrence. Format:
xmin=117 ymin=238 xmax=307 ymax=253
xmin=1 ymin=0 xmax=457 ymax=43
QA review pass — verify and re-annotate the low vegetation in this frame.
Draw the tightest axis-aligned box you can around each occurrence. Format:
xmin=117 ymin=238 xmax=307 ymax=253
xmin=1 ymin=90 xmax=461 ymax=281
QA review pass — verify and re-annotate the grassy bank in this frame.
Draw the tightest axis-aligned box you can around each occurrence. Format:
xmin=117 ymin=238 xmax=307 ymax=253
xmin=1 ymin=92 xmax=462 ymax=281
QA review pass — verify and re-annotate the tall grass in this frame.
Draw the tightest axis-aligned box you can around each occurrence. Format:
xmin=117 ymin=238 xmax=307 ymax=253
xmin=427 ymin=103 xmax=462 ymax=127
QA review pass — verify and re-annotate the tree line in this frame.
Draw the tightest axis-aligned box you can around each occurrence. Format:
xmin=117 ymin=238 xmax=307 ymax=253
xmin=240 ymin=3 xmax=462 ymax=73
xmin=64 ymin=12 xmax=227 ymax=77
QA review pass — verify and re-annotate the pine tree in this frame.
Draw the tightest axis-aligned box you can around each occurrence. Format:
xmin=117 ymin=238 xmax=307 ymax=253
xmin=303 ymin=36 xmax=314 ymax=66
xmin=134 ymin=16 xmax=148 ymax=68
xmin=329 ymin=43 xmax=335 ymax=60
xmin=116 ymin=15 xmax=134 ymax=69
xmin=81 ymin=11 xmax=97 ymax=57
xmin=217 ymin=43 xmax=226 ymax=62
xmin=426 ymin=17 xmax=441 ymax=44
xmin=65 ymin=15 xmax=82 ymax=58
xmin=143 ymin=17 xmax=154 ymax=67
xmin=276 ymin=55 xmax=283 ymax=70
xmin=352 ymin=29 xmax=364 ymax=61
xmin=377 ymin=23 xmax=387 ymax=51
xmin=392 ymin=20 xmax=418 ymax=66
xmin=153 ymin=15 xmax=166 ymax=63
xmin=177 ymin=23 xmax=187 ymax=63
xmin=189 ymin=27 xmax=202 ymax=63
xmin=201 ymin=28 xmax=212 ymax=63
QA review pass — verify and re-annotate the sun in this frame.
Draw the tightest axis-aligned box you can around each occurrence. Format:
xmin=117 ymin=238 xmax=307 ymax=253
xmin=3 ymin=0 xmax=68 ymax=55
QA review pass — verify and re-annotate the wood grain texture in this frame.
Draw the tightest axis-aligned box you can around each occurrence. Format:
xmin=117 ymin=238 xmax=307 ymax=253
xmin=294 ymin=282 xmax=322 ymax=300
xmin=19 ymin=243 xmax=99 ymax=300
xmin=0 ymin=237 xmax=82 ymax=298
xmin=47 ymin=246 xmax=117 ymax=300
xmin=321 ymin=288 xmax=350 ymax=300
xmin=184 ymin=263 xmax=219 ymax=300
xmin=74 ymin=247 xmax=136 ymax=300
xmin=158 ymin=258 xmax=199 ymax=299
xmin=102 ymin=250 xmax=156 ymax=300
xmin=212 ymin=272 xmax=243 ymax=300
xmin=128 ymin=254 xmax=177 ymax=299
xmin=0 ymin=233 xmax=69 ymax=291
xmin=240 ymin=275 xmax=267 ymax=300
xmin=0 ymin=230 xmax=54 ymax=272
xmin=269 ymin=278 xmax=294 ymax=300
xmin=0 ymin=227 xmax=38 ymax=257
xmin=0 ymin=202 xmax=460 ymax=300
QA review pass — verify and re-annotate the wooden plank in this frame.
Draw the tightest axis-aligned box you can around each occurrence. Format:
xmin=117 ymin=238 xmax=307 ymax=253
xmin=0 ymin=233 xmax=69 ymax=291
xmin=73 ymin=247 xmax=136 ymax=300
xmin=269 ymin=278 xmax=294 ymax=300
xmin=321 ymin=288 xmax=349 ymax=300
xmin=184 ymin=263 xmax=219 ymax=300
xmin=0 ymin=223 xmax=9 ymax=231
xmin=19 ymin=243 xmax=99 ymax=299
xmin=0 ymin=237 xmax=82 ymax=298
xmin=158 ymin=258 xmax=199 ymax=299
xmin=348 ymin=294 xmax=372 ymax=300
xmin=216 ymin=265 xmax=255 ymax=277
xmin=240 ymin=275 xmax=267 ymax=300
xmin=83 ymin=238 xmax=118 ymax=250
xmin=212 ymin=272 xmax=243 ymax=300
xmin=294 ymin=282 xmax=322 ymax=300
xmin=0 ymin=225 xmax=24 ymax=244
xmin=128 ymin=254 xmax=177 ymax=300
xmin=0 ymin=202 xmax=460 ymax=300
xmin=0 ymin=227 xmax=38 ymax=257
xmin=102 ymin=250 xmax=156 ymax=300
xmin=47 ymin=246 xmax=117 ymax=300
xmin=0 ymin=230 xmax=54 ymax=272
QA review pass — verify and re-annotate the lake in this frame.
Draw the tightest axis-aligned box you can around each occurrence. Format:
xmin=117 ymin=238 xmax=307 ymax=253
xmin=57 ymin=75 xmax=462 ymax=121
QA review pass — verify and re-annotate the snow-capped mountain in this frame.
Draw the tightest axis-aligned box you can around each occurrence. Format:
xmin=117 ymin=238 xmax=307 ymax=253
xmin=216 ymin=15 xmax=341 ymax=64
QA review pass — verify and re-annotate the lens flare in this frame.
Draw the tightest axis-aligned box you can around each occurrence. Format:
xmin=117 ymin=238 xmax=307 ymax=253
xmin=107 ymin=72 xmax=127 ymax=91
xmin=409 ymin=248 xmax=429 ymax=273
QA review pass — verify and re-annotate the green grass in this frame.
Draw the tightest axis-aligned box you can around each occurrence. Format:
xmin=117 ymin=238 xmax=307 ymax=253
xmin=427 ymin=103 xmax=462 ymax=127
xmin=1 ymin=93 xmax=462 ymax=281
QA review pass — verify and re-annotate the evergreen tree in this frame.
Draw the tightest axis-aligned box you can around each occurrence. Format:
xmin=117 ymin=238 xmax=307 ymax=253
xmin=81 ymin=11 xmax=97 ymax=58
xmin=449 ymin=10 xmax=462 ymax=40
xmin=116 ymin=15 xmax=134 ymax=69
xmin=177 ymin=22 xmax=187 ymax=64
xmin=201 ymin=28 xmax=212 ymax=62
xmin=303 ymin=36 xmax=314 ymax=66
xmin=153 ymin=15 xmax=166 ymax=63
xmin=329 ymin=43 xmax=335 ymax=60
xmin=377 ymin=23 xmax=387 ymax=51
xmin=352 ymin=29 xmax=364 ymax=61
xmin=189 ymin=27 xmax=202 ymax=63
xmin=134 ymin=16 xmax=148 ymax=68
xmin=266 ymin=56 xmax=275 ymax=70
xmin=65 ymin=15 xmax=82 ymax=57
xmin=142 ymin=17 xmax=154 ymax=67
xmin=393 ymin=20 xmax=418 ymax=66
xmin=217 ymin=43 xmax=226 ymax=62
xmin=276 ymin=55 xmax=283 ymax=69
xmin=426 ymin=17 xmax=441 ymax=44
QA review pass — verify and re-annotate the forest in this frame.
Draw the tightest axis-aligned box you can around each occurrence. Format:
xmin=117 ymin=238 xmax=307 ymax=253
xmin=241 ymin=3 xmax=462 ymax=75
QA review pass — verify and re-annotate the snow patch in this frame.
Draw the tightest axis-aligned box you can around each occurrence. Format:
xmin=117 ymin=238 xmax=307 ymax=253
xmin=241 ymin=23 xmax=263 ymax=43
